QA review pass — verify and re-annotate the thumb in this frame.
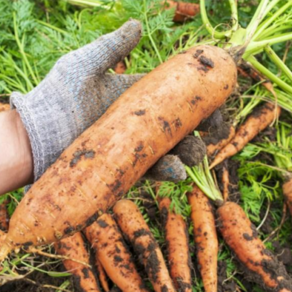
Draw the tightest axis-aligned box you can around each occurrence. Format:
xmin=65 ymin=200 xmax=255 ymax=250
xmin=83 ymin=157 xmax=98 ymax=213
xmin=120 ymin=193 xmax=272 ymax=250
xmin=62 ymin=19 xmax=142 ymax=76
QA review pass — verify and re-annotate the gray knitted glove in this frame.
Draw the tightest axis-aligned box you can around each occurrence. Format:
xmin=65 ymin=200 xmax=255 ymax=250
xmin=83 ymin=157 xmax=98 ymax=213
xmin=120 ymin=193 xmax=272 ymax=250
xmin=11 ymin=19 xmax=143 ymax=182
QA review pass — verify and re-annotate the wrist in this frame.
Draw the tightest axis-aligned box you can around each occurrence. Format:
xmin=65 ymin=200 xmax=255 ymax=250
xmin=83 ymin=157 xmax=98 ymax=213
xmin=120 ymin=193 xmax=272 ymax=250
xmin=0 ymin=110 xmax=33 ymax=195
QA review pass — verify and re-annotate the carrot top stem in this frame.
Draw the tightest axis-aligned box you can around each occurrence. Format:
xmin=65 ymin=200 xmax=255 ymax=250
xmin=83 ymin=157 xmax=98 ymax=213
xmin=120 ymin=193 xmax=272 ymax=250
xmin=185 ymin=155 xmax=223 ymax=203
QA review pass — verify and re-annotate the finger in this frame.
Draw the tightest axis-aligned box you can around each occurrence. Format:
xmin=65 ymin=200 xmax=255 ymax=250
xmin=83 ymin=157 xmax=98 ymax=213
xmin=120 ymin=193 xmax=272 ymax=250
xmin=144 ymin=155 xmax=187 ymax=183
xmin=60 ymin=19 xmax=142 ymax=75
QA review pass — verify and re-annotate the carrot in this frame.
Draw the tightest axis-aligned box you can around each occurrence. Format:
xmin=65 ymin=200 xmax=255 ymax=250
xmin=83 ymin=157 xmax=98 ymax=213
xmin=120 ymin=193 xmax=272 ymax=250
xmin=0 ymin=200 xmax=9 ymax=232
xmin=221 ymin=165 xmax=230 ymax=202
xmin=94 ymin=258 xmax=110 ymax=292
xmin=0 ymin=43 xmax=237 ymax=259
xmin=114 ymin=61 xmax=126 ymax=74
xmin=165 ymin=0 xmax=200 ymax=22
xmin=283 ymin=175 xmax=292 ymax=217
xmin=54 ymin=232 xmax=102 ymax=292
xmin=113 ymin=199 xmax=176 ymax=292
xmin=0 ymin=102 xmax=9 ymax=113
xmin=210 ymin=103 xmax=281 ymax=168
xmin=158 ymin=196 xmax=192 ymax=292
xmin=217 ymin=201 xmax=292 ymax=292
xmin=187 ymin=185 xmax=218 ymax=292
xmin=84 ymin=213 xmax=149 ymax=292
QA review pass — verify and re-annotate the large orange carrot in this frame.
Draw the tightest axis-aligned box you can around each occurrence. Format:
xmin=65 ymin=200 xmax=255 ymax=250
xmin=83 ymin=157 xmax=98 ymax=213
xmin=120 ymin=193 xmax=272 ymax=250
xmin=187 ymin=185 xmax=218 ymax=292
xmin=166 ymin=0 xmax=200 ymax=22
xmin=217 ymin=202 xmax=292 ymax=292
xmin=0 ymin=43 xmax=236 ymax=259
xmin=113 ymin=199 xmax=176 ymax=292
xmin=54 ymin=232 xmax=102 ymax=292
xmin=283 ymin=176 xmax=292 ymax=217
xmin=210 ymin=103 xmax=281 ymax=168
xmin=158 ymin=197 xmax=192 ymax=292
xmin=85 ymin=213 xmax=149 ymax=292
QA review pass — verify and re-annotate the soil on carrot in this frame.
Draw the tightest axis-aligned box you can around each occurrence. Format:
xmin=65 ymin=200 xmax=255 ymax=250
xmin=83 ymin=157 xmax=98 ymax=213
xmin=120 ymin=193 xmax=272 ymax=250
xmin=0 ymin=97 xmax=9 ymax=104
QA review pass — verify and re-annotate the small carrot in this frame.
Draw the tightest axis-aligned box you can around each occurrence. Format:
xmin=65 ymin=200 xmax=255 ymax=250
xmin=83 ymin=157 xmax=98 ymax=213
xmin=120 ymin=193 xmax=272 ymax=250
xmin=283 ymin=174 xmax=292 ymax=217
xmin=187 ymin=185 xmax=218 ymax=292
xmin=114 ymin=61 xmax=126 ymax=74
xmin=85 ymin=213 xmax=149 ymax=292
xmin=221 ymin=165 xmax=230 ymax=202
xmin=166 ymin=0 xmax=200 ymax=22
xmin=217 ymin=202 xmax=292 ymax=292
xmin=113 ymin=199 xmax=176 ymax=292
xmin=54 ymin=232 xmax=102 ymax=292
xmin=0 ymin=200 xmax=9 ymax=232
xmin=95 ymin=258 xmax=110 ymax=292
xmin=158 ymin=196 xmax=192 ymax=292
xmin=210 ymin=103 xmax=281 ymax=168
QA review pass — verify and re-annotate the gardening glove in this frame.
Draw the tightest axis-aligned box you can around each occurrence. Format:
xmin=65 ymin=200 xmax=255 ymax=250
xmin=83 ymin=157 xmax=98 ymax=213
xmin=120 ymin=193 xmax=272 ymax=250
xmin=10 ymin=19 xmax=143 ymax=182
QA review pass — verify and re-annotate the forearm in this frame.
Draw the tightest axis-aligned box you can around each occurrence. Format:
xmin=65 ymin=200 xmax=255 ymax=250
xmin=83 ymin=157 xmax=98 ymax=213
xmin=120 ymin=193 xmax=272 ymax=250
xmin=0 ymin=110 xmax=33 ymax=195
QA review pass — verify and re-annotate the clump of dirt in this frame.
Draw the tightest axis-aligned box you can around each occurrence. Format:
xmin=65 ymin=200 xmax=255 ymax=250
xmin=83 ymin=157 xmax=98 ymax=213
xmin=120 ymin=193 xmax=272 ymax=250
xmin=170 ymin=135 xmax=206 ymax=167
xmin=0 ymin=97 xmax=9 ymax=104
xmin=196 ymin=109 xmax=223 ymax=132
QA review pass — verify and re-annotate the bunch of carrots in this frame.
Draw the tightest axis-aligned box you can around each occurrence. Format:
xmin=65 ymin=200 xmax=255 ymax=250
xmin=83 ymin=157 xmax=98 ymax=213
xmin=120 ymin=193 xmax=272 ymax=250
xmin=1 ymin=0 xmax=292 ymax=291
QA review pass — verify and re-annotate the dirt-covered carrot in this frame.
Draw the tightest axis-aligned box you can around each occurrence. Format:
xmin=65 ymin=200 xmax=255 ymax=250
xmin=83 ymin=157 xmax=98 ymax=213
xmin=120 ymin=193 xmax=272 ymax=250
xmin=0 ymin=102 xmax=9 ymax=113
xmin=187 ymin=185 xmax=218 ymax=292
xmin=158 ymin=196 xmax=192 ymax=292
xmin=95 ymin=258 xmax=110 ymax=292
xmin=0 ymin=43 xmax=236 ymax=259
xmin=54 ymin=232 xmax=102 ymax=292
xmin=84 ymin=213 xmax=149 ymax=292
xmin=113 ymin=199 xmax=176 ymax=292
xmin=217 ymin=202 xmax=292 ymax=292
xmin=166 ymin=0 xmax=200 ymax=22
xmin=0 ymin=200 xmax=9 ymax=232
xmin=210 ymin=103 xmax=281 ymax=168
xmin=283 ymin=174 xmax=292 ymax=217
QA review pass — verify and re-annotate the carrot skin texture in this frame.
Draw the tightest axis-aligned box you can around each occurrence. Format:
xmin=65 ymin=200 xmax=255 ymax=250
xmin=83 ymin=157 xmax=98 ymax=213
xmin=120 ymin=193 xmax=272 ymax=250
xmin=1 ymin=44 xmax=237 ymax=258
xmin=54 ymin=232 xmax=102 ymax=292
xmin=158 ymin=197 xmax=192 ymax=292
xmin=283 ymin=178 xmax=292 ymax=217
xmin=210 ymin=103 xmax=281 ymax=168
xmin=217 ymin=202 xmax=292 ymax=292
xmin=113 ymin=199 xmax=176 ymax=292
xmin=85 ymin=213 xmax=149 ymax=292
xmin=187 ymin=185 xmax=218 ymax=292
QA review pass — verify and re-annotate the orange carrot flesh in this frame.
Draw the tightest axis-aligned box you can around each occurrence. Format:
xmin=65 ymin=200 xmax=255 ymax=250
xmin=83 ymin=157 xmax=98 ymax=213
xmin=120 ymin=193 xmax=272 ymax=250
xmin=221 ymin=166 xmax=230 ymax=202
xmin=54 ymin=232 xmax=102 ymax=292
xmin=210 ymin=103 xmax=281 ymax=168
xmin=206 ymin=125 xmax=235 ymax=157
xmin=0 ymin=44 xmax=236 ymax=259
xmin=0 ymin=200 xmax=9 ymax=232
xmin=187 ymin=185 xmax=218 ymax=292
xmin=217 ymin=202 xmax=292 ymax=292
xmin=166 ymin=0 xmax=200 ymax=22
xmin=283 ymin=177 xmax=292 ymax=217
xmin=85 ymin=213 xmax=149 ymax=292
xmin=113 ymin=199 xmax=176 ymax=292
xmin=158 ymin=197 xmax=192 ymax=292
xmin=95 ymin=258 xmax=110 ymax=292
